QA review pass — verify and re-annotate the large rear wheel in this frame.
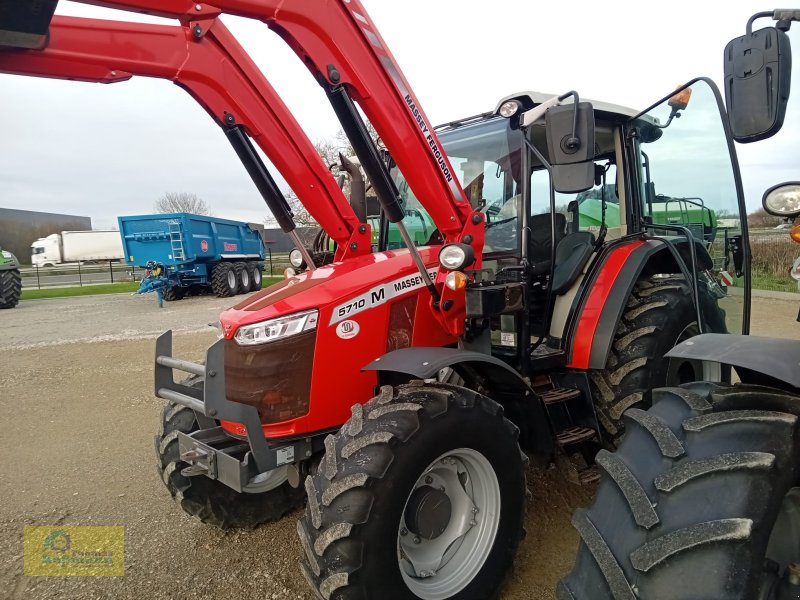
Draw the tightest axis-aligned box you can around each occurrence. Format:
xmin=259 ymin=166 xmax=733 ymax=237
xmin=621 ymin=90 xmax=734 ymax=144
xmin=590 ymin=274 xmax=723 ymax=443
xmin=155 ymin=374 xmax=304 ymax=528
xmin=559 ymin=383 xmax=800 ymax=600
xmin=298 ymin=382 xmax=526 ymax=600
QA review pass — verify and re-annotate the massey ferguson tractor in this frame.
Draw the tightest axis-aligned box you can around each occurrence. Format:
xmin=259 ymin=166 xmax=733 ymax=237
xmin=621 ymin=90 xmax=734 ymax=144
xmin=0 ymin=2 xmax=782 ymax=599
xmin=559 ymin=10 xmax=800 ymax=600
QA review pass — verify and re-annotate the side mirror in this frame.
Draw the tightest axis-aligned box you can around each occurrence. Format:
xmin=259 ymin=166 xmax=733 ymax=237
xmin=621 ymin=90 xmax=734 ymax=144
xmin=724 ymin=20 xmax=793 ymax=142
xmin=763 ymin=181 xmax=800 ymax=218
xmin=545 ymin=102 xmax=596 ymax=193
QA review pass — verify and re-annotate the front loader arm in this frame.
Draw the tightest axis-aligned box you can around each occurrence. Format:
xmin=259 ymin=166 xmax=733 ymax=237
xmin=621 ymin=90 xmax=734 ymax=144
xmin=62 ymin=0 xmax=477 ymax=240
xmin=0 ymin=13 xmax=369 ymax=254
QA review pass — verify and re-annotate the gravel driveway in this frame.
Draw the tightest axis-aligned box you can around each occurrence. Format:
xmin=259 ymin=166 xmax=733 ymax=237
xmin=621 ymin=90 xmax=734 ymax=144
xmin=1 ymin=291 xmax=797 ymax=599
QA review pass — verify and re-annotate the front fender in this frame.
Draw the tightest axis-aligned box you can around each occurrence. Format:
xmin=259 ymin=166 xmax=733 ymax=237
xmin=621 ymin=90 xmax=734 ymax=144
xmin=363 ymin=347 xmax=556 ymax=457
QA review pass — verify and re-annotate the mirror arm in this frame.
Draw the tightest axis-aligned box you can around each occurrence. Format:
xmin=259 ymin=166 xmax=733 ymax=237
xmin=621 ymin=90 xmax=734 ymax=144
xmin=557 ymin=90 xmax=582 ymax=151
xmin=746 ymin=10 xmax=775 ymax=34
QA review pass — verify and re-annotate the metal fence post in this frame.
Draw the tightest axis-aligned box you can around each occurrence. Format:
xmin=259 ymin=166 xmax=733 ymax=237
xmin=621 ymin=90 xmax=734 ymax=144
xmin=78 ymin=262 xmax=82 ymax=287
xmin=268 ymin=248 xmax=273 ymax=276
xmin=35 ymin=264 xmax=41 ymax=290
xmin=110 ymin=260 xmax=114 ymax=284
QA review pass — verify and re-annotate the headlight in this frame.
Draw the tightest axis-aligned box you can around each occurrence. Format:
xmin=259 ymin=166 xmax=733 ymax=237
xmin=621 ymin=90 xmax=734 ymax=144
xmin=438 ymin=243 xmax=475 ymax=271
xmin=289 ymin=248 xmax=305 ymax=269
xmin=234 ymin=309 xmax=318 ymax=346
xmin=498 ymin=99 xmax=522 ymax=118
xmin=763 ymin=182 xmax=800 ymax=218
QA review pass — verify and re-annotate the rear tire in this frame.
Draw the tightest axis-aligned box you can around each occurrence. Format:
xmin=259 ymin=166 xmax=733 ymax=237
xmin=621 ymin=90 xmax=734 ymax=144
xmin=0 ymin=268 xmax=21 ymax=309
xmin=590 ymin=274 xmax=723 ymax=444
xmin=559 ymin=383 xmax=800 ymax=600
xmin=299 ymin=382 xmax=527 ymax=600
xmin=234 ymin=261 xmax=250 ymax=294
xmin=155 ymin=374 xmax=305 ymax=529
xmin=211 ymin=263 xmax=237 ymax=297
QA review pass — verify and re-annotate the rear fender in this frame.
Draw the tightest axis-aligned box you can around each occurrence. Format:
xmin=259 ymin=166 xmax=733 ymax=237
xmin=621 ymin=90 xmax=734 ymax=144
xmin=565 ymin=237 xmax=711 ymax=370
xmin=668 ymin=333 xmax=800 ymax=391
xmin=363 ymin=347 xmax=556 ymax=457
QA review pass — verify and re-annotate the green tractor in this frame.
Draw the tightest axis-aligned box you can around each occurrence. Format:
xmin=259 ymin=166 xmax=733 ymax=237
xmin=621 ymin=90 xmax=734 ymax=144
xmin=0 ymin=245 xmax=22 ymax=309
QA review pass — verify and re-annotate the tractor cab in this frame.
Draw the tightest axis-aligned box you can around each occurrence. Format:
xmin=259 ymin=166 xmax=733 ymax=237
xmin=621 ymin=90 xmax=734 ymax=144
xmin=384 ymin=82 xmax=749 ymax=375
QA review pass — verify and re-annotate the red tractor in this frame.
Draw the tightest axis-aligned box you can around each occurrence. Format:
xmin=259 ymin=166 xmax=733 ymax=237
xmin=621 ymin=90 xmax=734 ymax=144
xmin=559 ymin=10 xmax=800 ymax=600
xmin=0 ymin=2 xmax=764 ymax=598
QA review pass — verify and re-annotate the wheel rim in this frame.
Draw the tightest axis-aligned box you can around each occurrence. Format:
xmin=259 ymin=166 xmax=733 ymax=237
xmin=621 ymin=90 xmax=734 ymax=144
xmin=397 ymin=448 xmax=500 ymax=599
xmin=253 ymin=269 xmax=262 ymax=286
xmin=242 ymin=466 xmax=288 ymax=494
xmin=764 ymin=487 xmax=800 ymax=590
xmin=227 ymin=269 xmax=236 ymax=290
xmin=241 ymin=269 xmax=250 ymax=289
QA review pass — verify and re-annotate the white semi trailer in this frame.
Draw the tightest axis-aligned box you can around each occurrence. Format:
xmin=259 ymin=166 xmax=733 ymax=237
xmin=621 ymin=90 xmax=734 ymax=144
xmin=31 ymin=231 xmax=124 ymax=267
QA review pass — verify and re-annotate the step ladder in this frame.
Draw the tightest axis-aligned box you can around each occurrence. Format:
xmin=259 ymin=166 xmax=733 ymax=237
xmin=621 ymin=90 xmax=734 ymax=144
xmin=532 ymin=375 xmax=601 ymax=485
xmin=168 ymin=222 xmax=186 ymax=262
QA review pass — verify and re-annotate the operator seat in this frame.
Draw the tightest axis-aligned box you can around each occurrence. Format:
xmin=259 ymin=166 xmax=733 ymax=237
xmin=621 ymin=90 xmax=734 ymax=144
xmin=551 ymin=231 xmax=596 ymax=295
xmin=528 ymin=212 xmax=566 ymax=274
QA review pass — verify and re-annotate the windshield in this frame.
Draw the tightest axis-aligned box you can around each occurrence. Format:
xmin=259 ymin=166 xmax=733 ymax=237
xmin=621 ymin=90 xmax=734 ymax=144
xmin=389 ymin=117 xmax=524 ymax=253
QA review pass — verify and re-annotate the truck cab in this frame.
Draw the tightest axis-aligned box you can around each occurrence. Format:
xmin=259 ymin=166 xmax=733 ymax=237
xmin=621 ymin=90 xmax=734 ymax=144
xmin=30 ymin=233 xmax=61 ymax=268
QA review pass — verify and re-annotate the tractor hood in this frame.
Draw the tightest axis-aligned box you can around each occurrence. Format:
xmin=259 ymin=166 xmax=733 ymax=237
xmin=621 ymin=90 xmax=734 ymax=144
xmin=219 ymin=246 xmax=441 ymax=339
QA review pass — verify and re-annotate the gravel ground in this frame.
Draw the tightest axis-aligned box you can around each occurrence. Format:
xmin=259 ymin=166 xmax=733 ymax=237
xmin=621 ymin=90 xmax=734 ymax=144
xmin=1 ymin=292 xmax=798 ymax=600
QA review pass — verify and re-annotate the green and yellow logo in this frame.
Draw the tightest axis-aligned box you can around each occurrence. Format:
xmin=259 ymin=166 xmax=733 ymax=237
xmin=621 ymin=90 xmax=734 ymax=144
xmin=24 ymin=526 xmax=124 ymax=576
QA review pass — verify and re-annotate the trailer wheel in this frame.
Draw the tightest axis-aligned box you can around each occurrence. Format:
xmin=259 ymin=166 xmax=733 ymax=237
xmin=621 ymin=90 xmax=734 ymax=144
xmin=162 ymin=285 xmax=184 ymax=302
xmin=590 ymin=274 xmax=722 ymax=444
xmin=248 ymin=263 xmax=263 ymax=291
xmin=155 ymin=374 xmax=305 ymax=529
xmin=558 ymin=384 xmax=800 ymax=600
xmin=299 ymin=382 xmax=526 ymax=600
xmin=211 ymin=263 xmax=237 ymax=297
xmin=234 ymin=262 xmax=250 ymax=294
xmin=0 ymin=268 xmax=21 ymax=309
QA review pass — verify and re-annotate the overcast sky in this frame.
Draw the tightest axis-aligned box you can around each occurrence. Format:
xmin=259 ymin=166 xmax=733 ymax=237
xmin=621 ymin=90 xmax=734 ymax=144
xmin=1 ymin=0 xmax=798 ymax=229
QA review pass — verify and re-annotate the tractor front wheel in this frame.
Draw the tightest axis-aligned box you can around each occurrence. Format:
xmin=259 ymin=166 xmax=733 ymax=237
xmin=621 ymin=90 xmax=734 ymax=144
xmin=155 ymin=374 xmax=304 ymax=528
xmin=0 ymin=268 xmax=21 ymax=309
xmin=299 ymin=382 xmax=526 ymax=600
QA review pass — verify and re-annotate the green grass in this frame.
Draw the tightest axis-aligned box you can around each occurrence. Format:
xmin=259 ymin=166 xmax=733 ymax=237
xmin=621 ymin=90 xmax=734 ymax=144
xmin=21 ymin=275 xmax=285 ymax=301
xmin=22 ymin=282 xmax=141 ymax=300
xmin=731 ymin=270 xmax=799 ymax=293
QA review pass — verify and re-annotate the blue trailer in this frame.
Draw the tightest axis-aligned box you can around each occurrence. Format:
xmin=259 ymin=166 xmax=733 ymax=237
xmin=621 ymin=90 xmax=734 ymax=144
xmin=118 ymin=212 xmax=266 ymax=302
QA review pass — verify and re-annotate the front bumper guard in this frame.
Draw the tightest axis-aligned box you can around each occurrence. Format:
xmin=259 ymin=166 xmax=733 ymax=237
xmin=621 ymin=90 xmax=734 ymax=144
xmin=154 ymin=330 xmax=312 ymax=492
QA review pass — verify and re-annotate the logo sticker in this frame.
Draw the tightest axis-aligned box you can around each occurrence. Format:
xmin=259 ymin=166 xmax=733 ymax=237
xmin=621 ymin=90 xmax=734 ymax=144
xmin=336 ymin=320 xmax=360 ymax=339
xmin=200 ymin=240 xmax=209 ymax=252
xmin=330 ymin=269 xmax=438 ymax=325
xmin=24 ymin=526 xmax=125 ymax=576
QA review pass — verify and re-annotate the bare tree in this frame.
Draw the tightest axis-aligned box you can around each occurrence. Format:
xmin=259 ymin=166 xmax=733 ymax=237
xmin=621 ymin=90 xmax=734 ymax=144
xmin=264 ymin=125 xmax=380 ymax=231
xmin=154 ymin=192 xmax=212 ymax=215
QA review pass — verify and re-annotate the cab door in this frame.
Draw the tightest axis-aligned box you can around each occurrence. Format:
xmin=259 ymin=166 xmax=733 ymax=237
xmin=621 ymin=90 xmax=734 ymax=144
xmin=626 ymin=78 xmax=751 ymax=334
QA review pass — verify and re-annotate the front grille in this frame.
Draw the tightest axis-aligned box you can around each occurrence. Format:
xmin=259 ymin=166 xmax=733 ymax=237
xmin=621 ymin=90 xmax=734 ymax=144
xmin=224 ymin=331 xmax=315 ymax=424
